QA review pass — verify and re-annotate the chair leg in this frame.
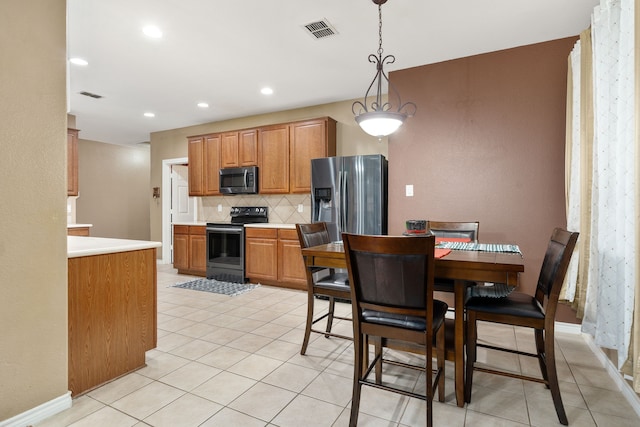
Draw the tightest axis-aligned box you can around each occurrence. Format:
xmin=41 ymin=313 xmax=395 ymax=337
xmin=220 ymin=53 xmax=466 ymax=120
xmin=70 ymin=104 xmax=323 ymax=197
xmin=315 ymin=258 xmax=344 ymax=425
xmin=464 ymin=311 xmax=477 ymax=403
xmin=300 ymin=291 xmax=315 ymax=355
xmin=426 ymin=334 xmax=434 ymax=427
xmin=374 ymin=337 xmax=382 ymax=384
xmin=325 ymin=296 xmax=336 ymax=337
xmin=543 ymin=329 xmax=568 ymax=425
xmin=436 ymin=325 xmax=446 ymax=402
xmin=350 ymin=332 xmax=364 ymax=427
xmin=534 ymin=329 xmax=549 ymax=383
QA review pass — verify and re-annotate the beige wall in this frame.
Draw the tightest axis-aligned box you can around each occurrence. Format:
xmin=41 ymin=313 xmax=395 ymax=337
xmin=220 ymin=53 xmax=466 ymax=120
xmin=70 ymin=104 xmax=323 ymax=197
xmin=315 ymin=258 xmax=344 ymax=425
xmin=389 ymin=37 xmax=579 ymax=322
xmin=0 ymin=0 xmax=69 ymax=421
xmin=76 ymin=139 xmax=151 ymax=240
xmin=149 ymin=99 xmax=385 ymax=243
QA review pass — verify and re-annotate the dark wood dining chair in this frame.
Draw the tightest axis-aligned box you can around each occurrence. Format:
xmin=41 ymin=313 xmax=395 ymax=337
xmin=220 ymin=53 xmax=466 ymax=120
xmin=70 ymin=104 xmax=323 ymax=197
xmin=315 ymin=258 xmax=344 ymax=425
xmin=296 ymin=223 xmax=351 ymax=355
xmin=426 ymin=220 xmax=479 ymax=243
xmin=465 ymin=228 xmax=579 ymax=425
xmin=342 ymin=233 xmax=447 ymax=427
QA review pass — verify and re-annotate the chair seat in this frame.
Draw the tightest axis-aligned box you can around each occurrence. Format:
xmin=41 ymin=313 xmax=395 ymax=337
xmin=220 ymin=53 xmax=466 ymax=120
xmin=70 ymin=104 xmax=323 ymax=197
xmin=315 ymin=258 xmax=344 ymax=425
xmin=362 ymin=300 xmax=448 ymax=331
xmin=466 ymin=291 xmax=544 ymax=319
xmin=315 ymin=272 xmax=350 ymax=292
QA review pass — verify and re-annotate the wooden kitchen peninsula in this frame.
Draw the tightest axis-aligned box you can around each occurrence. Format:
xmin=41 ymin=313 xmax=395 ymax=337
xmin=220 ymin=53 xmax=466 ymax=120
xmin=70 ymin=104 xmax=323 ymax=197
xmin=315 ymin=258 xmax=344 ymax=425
xmin=67 ymin=236 xmax=161 ymax=396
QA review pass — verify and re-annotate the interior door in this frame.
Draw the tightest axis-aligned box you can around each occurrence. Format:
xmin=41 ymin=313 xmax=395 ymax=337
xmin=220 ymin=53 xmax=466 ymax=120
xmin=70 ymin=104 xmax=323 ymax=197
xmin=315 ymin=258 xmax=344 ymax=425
xmin=171 ymin=164 xmax=196 ymax=261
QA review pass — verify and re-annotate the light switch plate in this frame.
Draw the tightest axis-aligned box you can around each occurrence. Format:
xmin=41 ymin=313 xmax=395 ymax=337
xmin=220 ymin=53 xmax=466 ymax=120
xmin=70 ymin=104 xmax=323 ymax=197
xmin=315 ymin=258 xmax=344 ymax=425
xmin=406 ymin=185 xmax=414 ymax=197
xmin=217 ymin=204 xmax=222 ymax=212
xmin=298 ymin=204 xmax=304 ymax=213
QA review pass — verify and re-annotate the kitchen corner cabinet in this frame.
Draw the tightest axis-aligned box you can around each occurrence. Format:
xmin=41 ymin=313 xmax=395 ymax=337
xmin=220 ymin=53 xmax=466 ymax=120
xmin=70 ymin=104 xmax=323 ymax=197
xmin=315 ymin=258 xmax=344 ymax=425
xmin=257 ymin=124 xmax=290 ymax=194
xmin=245 ymin=227 xmax=306 ymax=290
xmin=221 ymin=129 xmax=258 ymax=168
xmin=188 ymin=135 xmax=221 ymax=196
xmin=67 ymin=128 xmax=79 ymax=196
xmin=289 ymin=117 xmax=337 ymax=193
xmin=173 ymin=225 xmax=206 ymax=276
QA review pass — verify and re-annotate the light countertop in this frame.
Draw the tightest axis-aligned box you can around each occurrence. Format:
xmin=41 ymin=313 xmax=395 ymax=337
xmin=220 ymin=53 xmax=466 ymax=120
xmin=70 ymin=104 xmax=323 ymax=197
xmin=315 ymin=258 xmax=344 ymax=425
xmin=244 ymin=223 xmax=295 ymax=229
xmin=68 ymin=236 xmax=162 ymax=258
xmin=67 ymin=223 xmax=93 ymax=228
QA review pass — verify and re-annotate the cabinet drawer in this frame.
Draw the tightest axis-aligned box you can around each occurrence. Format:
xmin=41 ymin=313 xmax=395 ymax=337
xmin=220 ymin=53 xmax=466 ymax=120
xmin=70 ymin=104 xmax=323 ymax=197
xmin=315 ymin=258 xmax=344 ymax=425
xmin=246 ymin=228 xmax=278 ymax=239
xmin=174 ymin=225 xmax=189 ymax=235
xmin=189 ymin=225 xmax=206 ymax=235
xmin=278 ymin=228 xmax=298 ymax=241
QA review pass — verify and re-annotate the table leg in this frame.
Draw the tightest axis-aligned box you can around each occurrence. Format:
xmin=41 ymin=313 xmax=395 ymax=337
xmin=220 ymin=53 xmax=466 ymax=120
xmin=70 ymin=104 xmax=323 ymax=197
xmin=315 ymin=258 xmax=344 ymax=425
xmin=454 ymin=279 xmax=465 ymax=407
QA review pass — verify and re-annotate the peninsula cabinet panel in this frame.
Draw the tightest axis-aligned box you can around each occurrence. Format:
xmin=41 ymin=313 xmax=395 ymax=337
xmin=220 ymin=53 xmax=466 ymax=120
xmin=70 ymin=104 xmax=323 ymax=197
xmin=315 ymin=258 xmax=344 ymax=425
xmin=67 ymin=128 xmax=79 ymax=196
xmin=68 ymin=248 xmax=157 ymax=396
xmin=258 ymin=124 xmax=290 ymax=194
xmin=289 ymin=118 xmax=336 ymax=194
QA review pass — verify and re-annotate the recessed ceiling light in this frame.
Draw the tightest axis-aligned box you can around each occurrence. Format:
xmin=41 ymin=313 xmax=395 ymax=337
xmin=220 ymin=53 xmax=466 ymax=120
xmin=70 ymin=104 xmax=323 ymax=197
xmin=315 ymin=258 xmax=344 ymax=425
xmin=261 ymin=87 xmax=274 ymax=95
xmin=197 ymin=102 xmax=209 ymax=108
xmin=69 ymin=57 xmax=88 ymax=66
xmin=144 ymin=112 xmax=155 ymax=118
xmin=143 ymin=25 xmax=162 ymax=38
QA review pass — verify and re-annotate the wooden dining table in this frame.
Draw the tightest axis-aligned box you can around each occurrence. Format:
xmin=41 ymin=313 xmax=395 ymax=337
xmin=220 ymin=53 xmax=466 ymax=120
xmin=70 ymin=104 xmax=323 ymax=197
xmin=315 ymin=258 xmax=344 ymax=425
xmin=300 ymin=241 xmax=525 ymax=407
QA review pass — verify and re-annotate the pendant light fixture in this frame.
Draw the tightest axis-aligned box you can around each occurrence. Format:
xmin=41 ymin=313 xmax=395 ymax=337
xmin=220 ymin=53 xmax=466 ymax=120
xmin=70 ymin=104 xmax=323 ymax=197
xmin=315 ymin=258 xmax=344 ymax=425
xmin=352 ymin=0 xmax=416 ymax=139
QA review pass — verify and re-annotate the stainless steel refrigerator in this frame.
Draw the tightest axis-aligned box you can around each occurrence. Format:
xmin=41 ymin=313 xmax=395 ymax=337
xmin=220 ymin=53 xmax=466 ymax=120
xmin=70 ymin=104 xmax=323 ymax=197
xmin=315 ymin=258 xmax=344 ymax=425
xmin=311 ymin=154 xmax=388 ymax=242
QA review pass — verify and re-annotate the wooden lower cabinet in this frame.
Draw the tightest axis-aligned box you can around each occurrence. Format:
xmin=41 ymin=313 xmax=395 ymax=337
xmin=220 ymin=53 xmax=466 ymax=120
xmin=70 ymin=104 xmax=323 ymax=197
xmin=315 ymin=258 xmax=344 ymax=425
xmin=173 ymin=225 xmax=206 ymax=276
xmin=68 ymin=247 xmax=157 ymax=396
xmin=67 ymin=226 xmax=90 ymax=236
xmin=245 ymin=227 xmax=306 ymax=290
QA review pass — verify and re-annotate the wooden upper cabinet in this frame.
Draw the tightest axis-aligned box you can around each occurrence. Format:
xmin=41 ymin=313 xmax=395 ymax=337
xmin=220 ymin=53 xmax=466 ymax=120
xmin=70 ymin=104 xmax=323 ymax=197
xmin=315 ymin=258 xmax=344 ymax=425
xmin=188 ymin=137 xmax=205 ymax=196
xmin=221 ymin=129 xmax=258 ymax=168
xmin=258 ymin=124 xmax=290 ymax=194
xmin=238 ymin=129 xmax=258 ymax=166
xmin=204 ymin=134 xmax=221 ymax=195
xmin=290 ymin=117 xmax=337 ymax=193
xmin=67 ymin=128 xmax=79 ymax=196
xmin=220 ymin=132 xmax=239 ymax=168
xmin=189 ymin=134 xmax=221 ymax=196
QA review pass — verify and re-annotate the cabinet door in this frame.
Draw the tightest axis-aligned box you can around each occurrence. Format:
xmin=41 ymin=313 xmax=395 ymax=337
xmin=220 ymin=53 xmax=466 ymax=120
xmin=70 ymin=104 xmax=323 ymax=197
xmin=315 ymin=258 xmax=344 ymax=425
xmin=67 ymin=129 xmax=79 ymax=196
xmin=220 ymin=132 xmax=239 ymax=168
xmin=239 ymin=129 xmax=258 ymax=166
xmin=277 ymin=231 xmax=307 ymax=288
xmin=189 ymin=234 xmax=206 ymax=272
xmin=173 ymin=233 xmax=189 ymax=271
xmin=245 ymin=237 xmax=278 ymax=281
xmin=204 ymin=134 xmax=221 ymax=195
xmin=258 ymin=125 xmax=290 ymax=194
xmin=289 ymin=118 xmax=336 ymax=194
xmin=188 ymin=137 xmax=204 ymax=196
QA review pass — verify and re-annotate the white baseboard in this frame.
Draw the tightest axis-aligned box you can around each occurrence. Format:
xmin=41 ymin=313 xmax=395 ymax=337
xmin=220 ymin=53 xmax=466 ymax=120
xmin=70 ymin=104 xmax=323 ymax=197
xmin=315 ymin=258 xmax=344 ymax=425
xmin=0 ymin=391 xmax=71 ymax=427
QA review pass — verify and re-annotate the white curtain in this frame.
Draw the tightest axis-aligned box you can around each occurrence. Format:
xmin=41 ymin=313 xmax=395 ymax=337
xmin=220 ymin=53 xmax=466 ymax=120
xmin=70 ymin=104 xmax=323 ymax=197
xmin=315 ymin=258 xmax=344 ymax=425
xmin=580 ymin=0 xmax=636 ymax=370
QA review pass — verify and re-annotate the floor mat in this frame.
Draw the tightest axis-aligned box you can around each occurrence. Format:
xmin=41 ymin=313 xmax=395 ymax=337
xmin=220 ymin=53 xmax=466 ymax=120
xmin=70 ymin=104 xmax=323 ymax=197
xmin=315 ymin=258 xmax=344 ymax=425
xmin=171 ymin=278 xmax=259 ymax=296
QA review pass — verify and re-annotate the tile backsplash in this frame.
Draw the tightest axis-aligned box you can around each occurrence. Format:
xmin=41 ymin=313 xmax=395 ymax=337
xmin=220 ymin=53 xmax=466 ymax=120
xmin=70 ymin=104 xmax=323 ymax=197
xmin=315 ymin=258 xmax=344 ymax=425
xmin=199 ymin=194 xmax=312 ymax=224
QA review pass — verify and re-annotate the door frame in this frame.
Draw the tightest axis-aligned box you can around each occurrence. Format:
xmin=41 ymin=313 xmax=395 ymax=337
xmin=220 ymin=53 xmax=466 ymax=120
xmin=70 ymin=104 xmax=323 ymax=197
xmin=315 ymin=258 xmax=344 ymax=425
xmin=161 ymin=157 xmax=194 ymax=264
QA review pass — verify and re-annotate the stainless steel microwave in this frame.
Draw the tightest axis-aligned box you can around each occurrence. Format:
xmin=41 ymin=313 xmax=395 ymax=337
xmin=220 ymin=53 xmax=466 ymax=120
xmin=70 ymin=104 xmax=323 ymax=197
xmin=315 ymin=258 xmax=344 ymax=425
xmin=219 ymin=166 xmax=258 ymax=194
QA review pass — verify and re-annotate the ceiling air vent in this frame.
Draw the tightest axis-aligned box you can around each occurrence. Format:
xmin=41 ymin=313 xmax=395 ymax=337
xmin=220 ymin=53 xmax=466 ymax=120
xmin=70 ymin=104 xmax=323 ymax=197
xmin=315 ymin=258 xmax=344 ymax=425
xmin=303 ymin=19 xmax=338 ymax=39
xmin=79 ymin=91 xmax=103 ymax=99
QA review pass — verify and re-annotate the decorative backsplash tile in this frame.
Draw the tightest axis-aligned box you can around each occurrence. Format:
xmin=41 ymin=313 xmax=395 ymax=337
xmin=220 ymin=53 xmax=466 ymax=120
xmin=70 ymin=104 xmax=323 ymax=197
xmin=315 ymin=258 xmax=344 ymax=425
xmin=199 ymin=194 xmax=312 ymax=224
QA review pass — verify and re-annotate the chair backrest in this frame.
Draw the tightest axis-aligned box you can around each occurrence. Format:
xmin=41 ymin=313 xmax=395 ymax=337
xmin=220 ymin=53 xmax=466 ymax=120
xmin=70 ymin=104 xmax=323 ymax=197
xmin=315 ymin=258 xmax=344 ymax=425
xmin=342 ymin=233 xmax=436 ymax=315
xmin=296 ymin=222 xmax=332 ymax=249
xmin=536 ymin=228 xmax=579 ymax=319
xmin=426 ymin=221 xmax=479 ymax=242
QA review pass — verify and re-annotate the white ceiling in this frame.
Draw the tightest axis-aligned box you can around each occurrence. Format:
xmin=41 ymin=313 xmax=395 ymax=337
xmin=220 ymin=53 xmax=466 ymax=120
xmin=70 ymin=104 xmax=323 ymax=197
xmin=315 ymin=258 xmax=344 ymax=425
xmin=67 ymin=0 xmax=597 ymax=146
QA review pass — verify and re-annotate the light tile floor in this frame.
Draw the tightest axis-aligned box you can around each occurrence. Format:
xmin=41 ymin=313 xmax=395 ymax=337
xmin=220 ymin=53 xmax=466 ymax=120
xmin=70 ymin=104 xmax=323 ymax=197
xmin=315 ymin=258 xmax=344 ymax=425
xmin=37 ymin=264 xmax=640 ymax=426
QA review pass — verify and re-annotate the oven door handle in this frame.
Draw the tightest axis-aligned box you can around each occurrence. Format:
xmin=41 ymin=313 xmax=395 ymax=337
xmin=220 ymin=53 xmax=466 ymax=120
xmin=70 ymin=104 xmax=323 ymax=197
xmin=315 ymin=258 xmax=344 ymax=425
xmin=206 ymin=227 xmax=243 ymax=233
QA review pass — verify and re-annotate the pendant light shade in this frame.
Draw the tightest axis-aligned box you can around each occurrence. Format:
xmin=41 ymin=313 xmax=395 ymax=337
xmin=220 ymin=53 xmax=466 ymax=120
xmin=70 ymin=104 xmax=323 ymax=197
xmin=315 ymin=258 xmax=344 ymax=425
xmin=352 ymin=0 xmax=416 ymax=139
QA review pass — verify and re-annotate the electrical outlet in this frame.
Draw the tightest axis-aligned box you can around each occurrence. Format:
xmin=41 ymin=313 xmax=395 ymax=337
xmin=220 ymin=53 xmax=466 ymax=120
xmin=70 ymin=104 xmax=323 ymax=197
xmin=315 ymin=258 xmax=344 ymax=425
xmin=406 ymin=185 xmax=414 ymax=197
xmin=298 ymin=204 xmax=304 ymax=213
xmin=217 ymin=204 xmax=222 ymax=212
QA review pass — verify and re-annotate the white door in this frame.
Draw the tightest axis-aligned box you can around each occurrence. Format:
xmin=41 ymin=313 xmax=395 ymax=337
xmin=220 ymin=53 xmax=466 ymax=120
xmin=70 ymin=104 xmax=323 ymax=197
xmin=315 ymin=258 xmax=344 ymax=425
xmin=171 ymin=164 xmax=196 ymax=261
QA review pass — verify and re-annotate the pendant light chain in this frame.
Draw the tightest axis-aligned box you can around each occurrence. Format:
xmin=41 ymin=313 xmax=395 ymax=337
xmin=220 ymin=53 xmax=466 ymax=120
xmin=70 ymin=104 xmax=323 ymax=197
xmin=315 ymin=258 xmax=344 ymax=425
xmin=377 ymin=4 xmax=384 ymax=56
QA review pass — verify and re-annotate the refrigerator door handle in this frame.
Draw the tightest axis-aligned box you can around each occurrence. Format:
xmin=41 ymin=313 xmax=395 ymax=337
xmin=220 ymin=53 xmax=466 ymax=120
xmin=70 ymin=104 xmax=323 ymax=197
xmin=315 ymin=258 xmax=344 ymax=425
xmin=341 ymin=170 xmax=348 ymax=235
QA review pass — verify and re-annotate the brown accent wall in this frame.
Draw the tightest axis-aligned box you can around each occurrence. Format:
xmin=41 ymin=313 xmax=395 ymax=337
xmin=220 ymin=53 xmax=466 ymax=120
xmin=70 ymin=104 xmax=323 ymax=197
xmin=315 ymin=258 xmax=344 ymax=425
xmin=389 ymin=37 xmax=579 ymax=322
